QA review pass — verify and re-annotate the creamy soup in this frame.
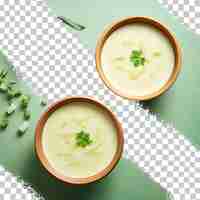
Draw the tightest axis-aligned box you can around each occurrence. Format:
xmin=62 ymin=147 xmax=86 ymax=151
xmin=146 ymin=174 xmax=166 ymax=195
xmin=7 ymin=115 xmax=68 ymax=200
xmin=42 ymin=102 xmax=117 ymax=178
xmin=101 ymin=23 xmax=175 ymax=97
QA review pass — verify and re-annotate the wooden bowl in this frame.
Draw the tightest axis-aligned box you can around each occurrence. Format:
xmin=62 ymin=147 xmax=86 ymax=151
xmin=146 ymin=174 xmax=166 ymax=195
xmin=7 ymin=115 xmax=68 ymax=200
xmin=95 ymin=16 xmax=182 ymax=101
xmin=35 ymin=96 xmax=124 ymax=185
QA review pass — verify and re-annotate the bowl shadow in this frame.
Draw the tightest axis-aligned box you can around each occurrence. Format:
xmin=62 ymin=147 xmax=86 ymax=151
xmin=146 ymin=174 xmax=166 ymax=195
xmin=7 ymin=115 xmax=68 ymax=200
xmin=16 ymin=146 xmax=167 ymax=200
xmin=20 ymin=148 xmax=114 ymax=200
xmin=140 ymin=90 xmax=175 ymax=116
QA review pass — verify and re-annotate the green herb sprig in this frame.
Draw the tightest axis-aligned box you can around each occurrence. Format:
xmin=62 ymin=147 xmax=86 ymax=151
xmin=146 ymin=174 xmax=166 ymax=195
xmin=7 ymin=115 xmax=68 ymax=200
xmin=23 ymin=109 xmax=31 ymax=120
xmin=20 ymin=95 xmax=30 ymax=109
xmin=0 ymin=70 xmax=8 ymax=83
xmin=76 ymin=130 xmax=92 ymax=148
xmin=57 ymin=16 xmax=85 ymax=31
xmin=17 ymin=121 xmax=29 ymax=136
xmin=130 ymin=50 xmax=146 ymax=67
xmin=7 ymin=88 xmax=21 ymax=100
xmin=0 ymin=114 xmax=8 ymax=130
xmin=6 ymin=102 xmax=17 ymax=116
xmin=40 ymin=99 xmax=47 ymax=107
xmin=0 ymin=68 xmax=47 ymax=135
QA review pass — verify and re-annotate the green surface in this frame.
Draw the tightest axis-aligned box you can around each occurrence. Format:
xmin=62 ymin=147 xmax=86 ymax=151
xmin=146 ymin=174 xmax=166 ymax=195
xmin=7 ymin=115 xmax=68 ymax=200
xmin=47 ymin=0 xmax=200 ymax=148
xmin=0 ymin=51 xmax=167 ymax=199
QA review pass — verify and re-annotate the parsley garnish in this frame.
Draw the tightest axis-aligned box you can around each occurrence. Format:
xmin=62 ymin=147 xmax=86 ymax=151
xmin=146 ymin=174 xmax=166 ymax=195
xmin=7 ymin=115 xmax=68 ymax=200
xmin=130 ymin=50 xmax=146 ymax=67
xmin=0 ymin=114 xmax=8 ymax=129
xmin=7 ymin=88 xmax=21 ymax=100
xmin=23 ymin=109 xmax=31 ymax=120
xmin=0 ymin=82 xmax=7 ymax=92
xmin=20 ymin=95 xmax=30 ymax=109
xmin=40 ymin=99 xmax=47 ymax=107
xmin=17 ymin=121 xmax=29 ymax=136
xmin=0 ymin=70 xmax=8 ymax=83
xmin=76 ymin=130 xmax=92 ymax=148
xmin=0 ymin=69 xmax=31 ymax=134
xmin=6 ymin=102 xmax=17 ymax=116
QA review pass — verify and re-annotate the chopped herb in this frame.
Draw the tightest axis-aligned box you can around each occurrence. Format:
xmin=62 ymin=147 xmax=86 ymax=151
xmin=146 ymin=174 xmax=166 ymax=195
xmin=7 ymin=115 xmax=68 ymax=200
xmin=20 ymin=95 xmax=30 ymax=109
xmin=76 ymin=130 xmax=92 ymax=148
xmin=0 ymin=114 xmax=8 ymax=129
xmin=23 ymin=109 xmax=31 ymax=120
xmin=7 ymin=88 xmax=21 ymax=100
xmin=57 ymin=16 xmax=85 ymax=31
xmin=6 ymin=102 xmax=17 ymax=115
xmin=0 ymin=71 xmax=8 ymax=86
xmin=13 ymin=90 xmax=21 ymax=97
xmin=0 ymin=70 xmax=8 ymax=80
xmin=0 ymin=70 xmax=8 ymax=77
xmin=0 ymin=82 xmax=8 ymax=92
xmin=8 ymin=81 xmax=17 ymax=85
xmin=17 ymin=121 xmax=29 ymax=136
xmin=130 ymin=50 xmax=146 ymax=67
xmin=40 ymin=99 xmax=47 ymax=107
xmin=0 ymin=68 xmax=32 ymax=135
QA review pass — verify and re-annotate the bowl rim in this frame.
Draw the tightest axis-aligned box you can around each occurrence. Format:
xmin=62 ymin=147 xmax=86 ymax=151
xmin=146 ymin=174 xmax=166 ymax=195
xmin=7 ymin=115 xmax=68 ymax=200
xmin=35 ymin=96 xmax=124 ymax=185
xmin=95 ymin=16 xmax=182 ymax=101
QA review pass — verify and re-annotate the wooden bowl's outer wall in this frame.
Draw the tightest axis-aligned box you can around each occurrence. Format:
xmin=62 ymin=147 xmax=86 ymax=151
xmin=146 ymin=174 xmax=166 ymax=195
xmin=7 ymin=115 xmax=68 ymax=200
xmin=96 ymin=16 xmax=182 ymax=101
xmin=35 ymin=96 xmax=124 ymax=185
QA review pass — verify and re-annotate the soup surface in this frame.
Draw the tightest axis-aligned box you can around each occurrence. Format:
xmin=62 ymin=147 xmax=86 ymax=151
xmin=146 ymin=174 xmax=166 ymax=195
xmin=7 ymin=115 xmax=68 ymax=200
xmin=42 ymin=102 xmax=117 ymax=178
xmin=101 ymin=23 xmax=175 ymax=97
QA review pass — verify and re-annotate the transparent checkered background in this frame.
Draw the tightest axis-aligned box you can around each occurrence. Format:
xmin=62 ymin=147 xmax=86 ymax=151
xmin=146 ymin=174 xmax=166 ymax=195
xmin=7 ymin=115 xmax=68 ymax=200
xmin=0 ymin=0 xmax=200 ymax=199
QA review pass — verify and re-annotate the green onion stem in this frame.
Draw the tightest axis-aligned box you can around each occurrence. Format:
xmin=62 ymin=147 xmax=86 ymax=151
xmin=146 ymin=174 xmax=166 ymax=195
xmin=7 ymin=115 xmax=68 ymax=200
xmin=57 ymin=16 xmax=85 ymax=31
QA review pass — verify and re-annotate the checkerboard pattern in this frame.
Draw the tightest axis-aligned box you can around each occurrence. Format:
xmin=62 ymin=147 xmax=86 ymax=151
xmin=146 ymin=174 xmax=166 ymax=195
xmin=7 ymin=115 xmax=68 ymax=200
xmin=0 ymin=0 xmax=199 ymax=199
xmin=159 ymin=0 xmax=200 ymax=34
xmin=0 ymin=166 xmax=44 ymax=200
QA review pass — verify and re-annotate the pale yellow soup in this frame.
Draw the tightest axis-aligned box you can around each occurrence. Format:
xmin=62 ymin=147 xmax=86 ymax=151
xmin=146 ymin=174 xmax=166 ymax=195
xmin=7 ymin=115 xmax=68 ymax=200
xmin=42 ymin=102 xmax=117 ymax=178
xmin=101 ymin=23 xmax=175 ymax=97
